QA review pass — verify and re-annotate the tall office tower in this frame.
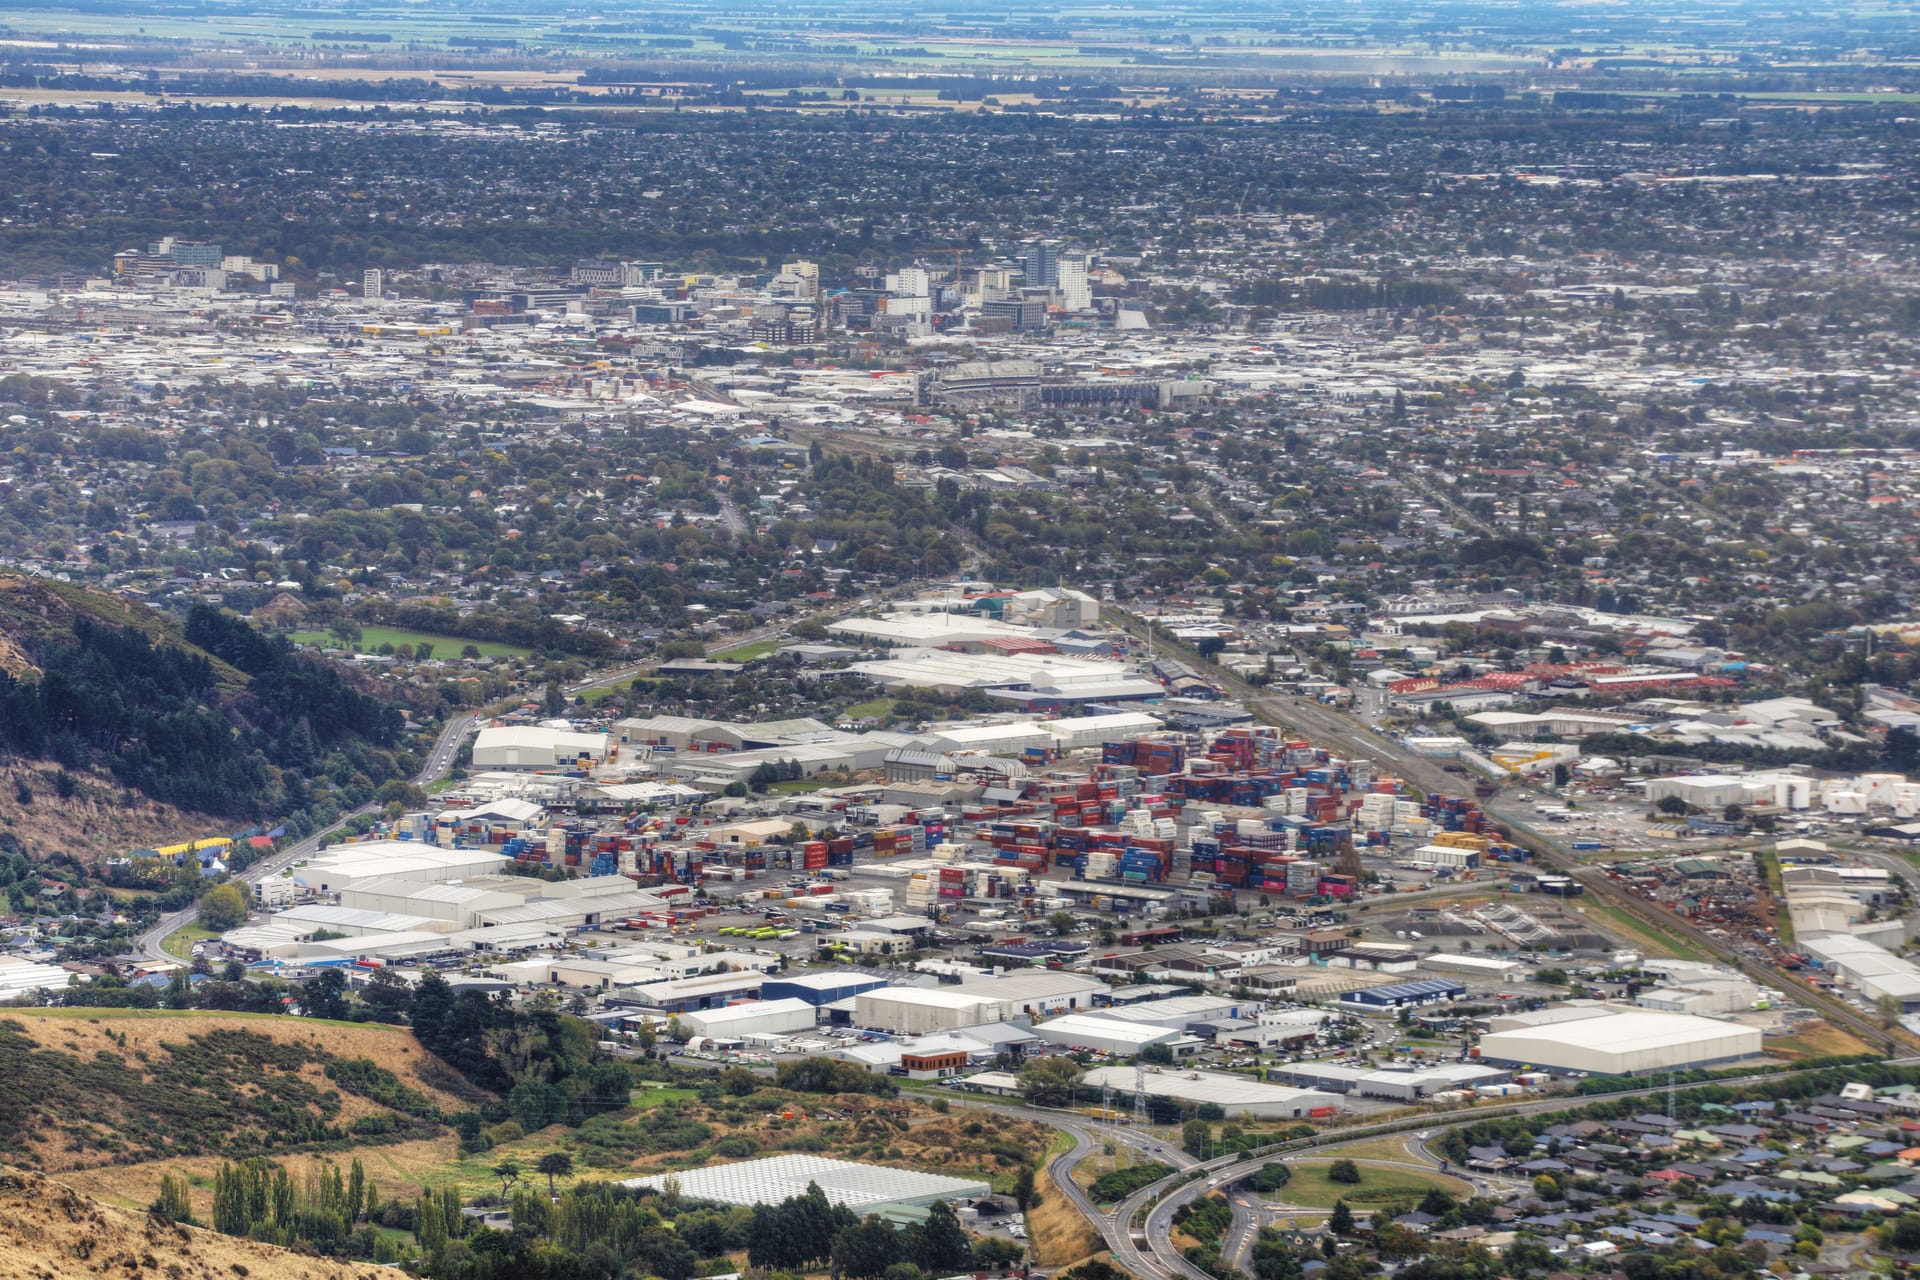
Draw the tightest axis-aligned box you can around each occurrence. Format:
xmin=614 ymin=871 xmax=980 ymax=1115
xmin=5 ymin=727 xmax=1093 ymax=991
xmin=363 ymin=268 xmax=384 ymax=300
xmin=1058 ymin=254 xmax=1092 ymax=312
xmin=1022 ymin=240 xmax=1059 ymax=289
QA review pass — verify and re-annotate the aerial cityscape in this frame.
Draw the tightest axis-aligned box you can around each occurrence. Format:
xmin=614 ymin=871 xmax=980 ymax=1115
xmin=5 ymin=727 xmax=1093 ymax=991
xmin=3 ymin=0 xmax=1920 ymax=1278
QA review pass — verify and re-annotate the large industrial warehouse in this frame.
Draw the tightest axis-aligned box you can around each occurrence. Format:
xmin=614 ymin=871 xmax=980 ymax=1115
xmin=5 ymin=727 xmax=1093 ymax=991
xmin=853 ymin=987 xmax=1006 ymax=1035
xmin=1080 ymin=1066 xmax=1334 ymax=1120
xmin=678 ymin=998 xmax=819 ymax=1041
xmin=621 ymin=1155 xmax=989 ymax=1221
xmin=1028 ymin=1012 xmax=1184 ymax=1058
xmin=290 ymin=843 xmax=509 ymax=893
xmin=471 ymin=726 xmax=611 ymax=770
xmin=1798 ymin=933 xmax=1920 ymax=1010
xmin=1476 ymin=1004 xmax=1763 ymax=1075
xmin=761 ymin=973 xmax=892 ymax=1006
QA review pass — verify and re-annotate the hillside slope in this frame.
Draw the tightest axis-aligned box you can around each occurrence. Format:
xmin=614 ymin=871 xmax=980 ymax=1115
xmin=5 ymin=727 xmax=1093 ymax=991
xmin=0 ymin=1166 xmax=381 ymax=1280
xmin=0 ymin=1011 xmax=473 ymax=1174
xmin=0 ymin=573 xmax=249 ymax=685
xmin=0 ymin=575 xmax=411 ymax=822
xmin=0 ymin=759 xmax=231 ymax=865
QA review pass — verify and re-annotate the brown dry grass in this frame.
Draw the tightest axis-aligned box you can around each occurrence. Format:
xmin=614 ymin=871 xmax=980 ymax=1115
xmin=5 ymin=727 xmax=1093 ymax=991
xmin=1026 ymin=1163 xmax=1103 ymax=1268
xmin=65 ymin=1138 xmax=462 ymax=1220
xmin=533 ymin=1090 xmax=1053 ymax=1186
xmin=1764 ymin=1019 xmax=1873 ymax=1061
xmin=4 ymin=1011 xmax=469 ymax=1185
xmin=11 ymin=1010 xmax=467 ymax=1108
xmin=0 ymin=1166 xmax=377 ymax=1280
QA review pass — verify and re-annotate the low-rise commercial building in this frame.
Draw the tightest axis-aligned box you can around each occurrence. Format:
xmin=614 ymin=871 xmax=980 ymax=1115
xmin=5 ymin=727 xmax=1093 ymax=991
xmin=1080 ymin=1065 xmax=1336 ymax=1120
xmin=472 ymin=726 xmax=610 ymax=769
xmin=679 ymin=998 xmax=819 ymax=1040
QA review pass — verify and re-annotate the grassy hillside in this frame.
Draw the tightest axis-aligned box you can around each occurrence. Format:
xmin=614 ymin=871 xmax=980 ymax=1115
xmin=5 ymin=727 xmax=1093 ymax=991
xmin=0 ymin=1167 xmax=363 ymax=1280
xmin=0 ymin=573 xmax=248 ymax=686
xmin=0 ymin=1010 xmax=470 ymax=1173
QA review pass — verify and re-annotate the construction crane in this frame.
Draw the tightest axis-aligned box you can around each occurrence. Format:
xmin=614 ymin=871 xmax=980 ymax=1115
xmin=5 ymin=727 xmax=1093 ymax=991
xmin=909 ymin=247 xmax=969 ymax=286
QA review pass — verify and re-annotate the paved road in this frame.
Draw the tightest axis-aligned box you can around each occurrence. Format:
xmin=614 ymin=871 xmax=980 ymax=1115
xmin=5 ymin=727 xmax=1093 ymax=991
xmin=137 ymin=583 xmax=878 ymax=964
xmin=717 ymin=494 xmax=748 ymax=538
xmin=1104 ymin=605 xmax=1916 ymax=1057
xmin=1100 ymin=1059 xmax=1911 ymax=1280
xmin=137 ymin=712 xmax=480 ymax=963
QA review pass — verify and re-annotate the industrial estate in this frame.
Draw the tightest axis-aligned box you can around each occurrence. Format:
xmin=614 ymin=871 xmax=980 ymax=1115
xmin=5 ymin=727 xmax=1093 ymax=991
xmin=4 ymin=0 xmax=1920 ymax=1278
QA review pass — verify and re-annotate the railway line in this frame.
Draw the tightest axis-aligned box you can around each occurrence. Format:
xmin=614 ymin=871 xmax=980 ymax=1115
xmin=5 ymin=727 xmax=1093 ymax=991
xmin=1100 ymin=607 xmax=1919 ymax=1058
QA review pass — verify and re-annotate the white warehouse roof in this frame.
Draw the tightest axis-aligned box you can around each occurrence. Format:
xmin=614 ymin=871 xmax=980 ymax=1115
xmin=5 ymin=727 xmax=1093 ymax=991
xmin=1044 ymin=711 xmax=1164 ymax=748
xmin=472 ymin=726 xmax=610 ymax=768
xmin=0 ymin=955 xmax=74 ymax=999
xmin=620 ymin=1154 xmax=989 ymax=1211
xmin=849 ymin=651 xmax=1129 ymax=693
xmin=679 ymin=998 xmax=818 ymax=1033
xmin=1028 ymin=1013 xmax=1181 ymax=1052
xmin=826 ymin=614 xmax=1034 ymax=647
xmin=861 ymin=987 xmax=1002 ymax=1012
xmin=1080 ymin=1065 xmax=1334 ymax=1119
xmin=1799 ymin=933 xmax=1920 ymax=1002
xmin=916 ymin=723 xmax=1054 ymax=753
xmin=1478 ymin=1004 xmax=1763 ymax=1074
xmin=293 ymin=842 xmax=509 ymax=891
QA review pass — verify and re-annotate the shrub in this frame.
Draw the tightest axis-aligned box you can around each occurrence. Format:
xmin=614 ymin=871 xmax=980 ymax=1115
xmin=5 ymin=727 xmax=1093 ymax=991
xmin=1088 ymin=1163 xmax=1172 ymax=1202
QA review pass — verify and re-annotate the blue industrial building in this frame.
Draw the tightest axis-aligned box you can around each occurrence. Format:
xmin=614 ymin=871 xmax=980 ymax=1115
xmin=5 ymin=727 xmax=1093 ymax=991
xmin=761 ymin=973 xmax=892 ymax=1006
xmin=1336 ymin=978 xmax=1467 ymax=1011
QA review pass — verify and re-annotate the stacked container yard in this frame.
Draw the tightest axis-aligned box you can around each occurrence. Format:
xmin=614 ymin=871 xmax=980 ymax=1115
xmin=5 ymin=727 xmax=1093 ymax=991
xmin=843 ymin=887 xmax=895 ymax=916
xmin=905 ymin=873 xmax=937 ymax=912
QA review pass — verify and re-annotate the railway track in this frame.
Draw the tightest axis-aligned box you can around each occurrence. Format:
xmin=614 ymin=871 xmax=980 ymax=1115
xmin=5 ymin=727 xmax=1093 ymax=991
xmin=1100 ymin=607 xmax=1919 ymax=1057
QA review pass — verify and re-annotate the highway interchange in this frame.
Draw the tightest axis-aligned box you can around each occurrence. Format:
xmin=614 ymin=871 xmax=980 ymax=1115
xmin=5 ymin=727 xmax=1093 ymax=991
xmin=1055 ymin=1062 xmax=1916 ymax=1280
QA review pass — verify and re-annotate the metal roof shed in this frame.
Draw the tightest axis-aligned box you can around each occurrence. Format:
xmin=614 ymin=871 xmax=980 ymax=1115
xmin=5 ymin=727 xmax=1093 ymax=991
xmin=620 ymin=1155 xmax=989 ymax=1222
